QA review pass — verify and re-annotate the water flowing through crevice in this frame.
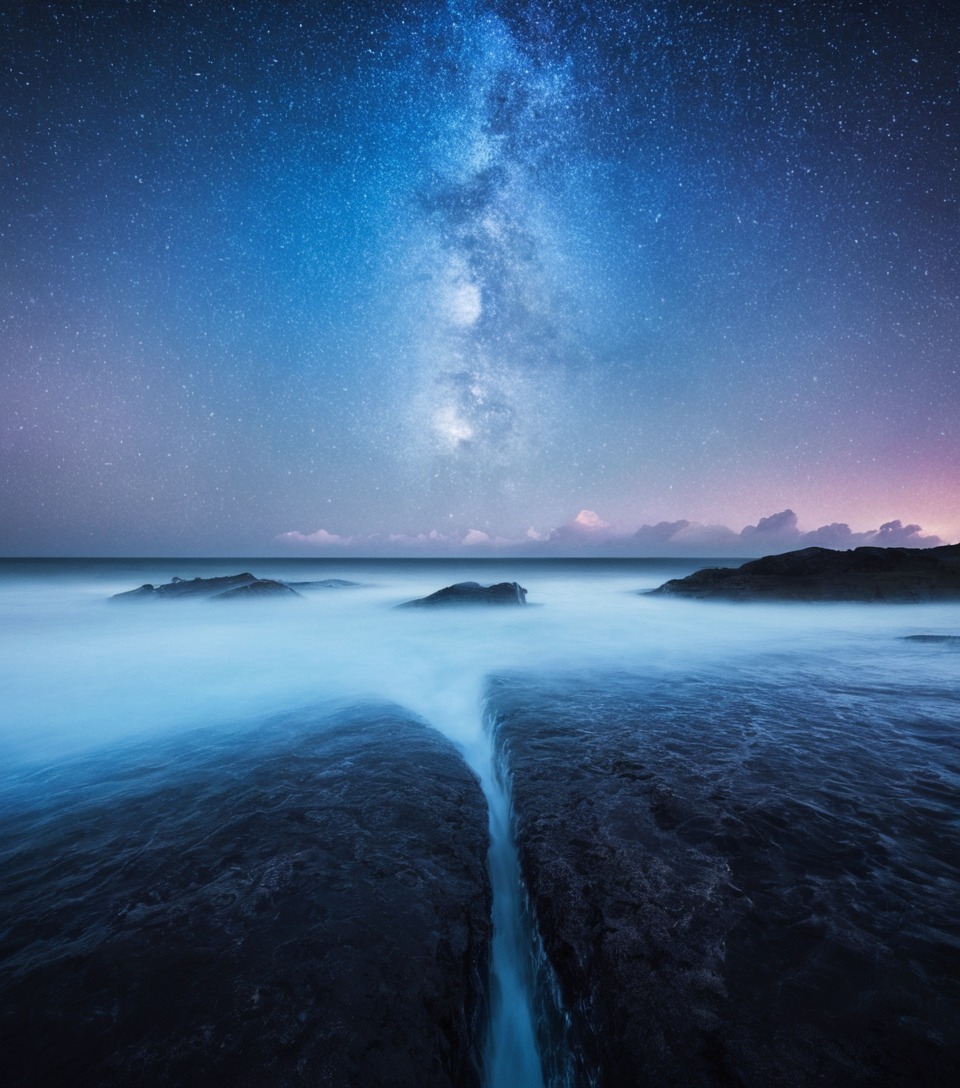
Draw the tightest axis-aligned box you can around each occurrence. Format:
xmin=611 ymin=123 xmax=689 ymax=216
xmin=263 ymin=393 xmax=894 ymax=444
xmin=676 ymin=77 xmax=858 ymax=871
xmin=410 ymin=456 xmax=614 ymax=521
xmin=473 ymin=738 xmax=545 ymax=1088
xmin=453 ymin=697 xmax=580 ymax=1088
xmin=5 ymin=563 xmax=960 ymax=1085
xmin=381 ymin=653 xmax=581 ymax=1087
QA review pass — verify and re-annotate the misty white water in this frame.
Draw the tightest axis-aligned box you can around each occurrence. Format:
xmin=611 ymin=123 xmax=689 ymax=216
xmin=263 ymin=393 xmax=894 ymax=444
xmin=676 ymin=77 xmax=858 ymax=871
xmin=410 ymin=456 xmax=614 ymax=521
xmin=7 ymin=557 xmax=957 ymax=769
xmin=2 ymin=558 xmax=959 ymax=1086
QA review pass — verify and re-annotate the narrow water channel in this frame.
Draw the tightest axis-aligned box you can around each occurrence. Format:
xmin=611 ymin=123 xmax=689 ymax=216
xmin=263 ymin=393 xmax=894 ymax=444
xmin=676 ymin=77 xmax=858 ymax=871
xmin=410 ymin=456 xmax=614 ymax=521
xmin=474 ymin=743 xmax=546 ymax=1088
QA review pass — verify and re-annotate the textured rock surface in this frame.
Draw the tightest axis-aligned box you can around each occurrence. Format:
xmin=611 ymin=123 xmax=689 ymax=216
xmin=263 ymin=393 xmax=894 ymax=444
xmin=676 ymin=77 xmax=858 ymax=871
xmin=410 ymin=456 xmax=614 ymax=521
xmin=0 ymin=705 xmax=491 ymax=1087
xmin=401 ymin=581 xmax=528 ymax=607
xmin=649 ymin=543 xmax=960 ymax=601
xmin=486 ymin=669 xmax=960 ymax=1088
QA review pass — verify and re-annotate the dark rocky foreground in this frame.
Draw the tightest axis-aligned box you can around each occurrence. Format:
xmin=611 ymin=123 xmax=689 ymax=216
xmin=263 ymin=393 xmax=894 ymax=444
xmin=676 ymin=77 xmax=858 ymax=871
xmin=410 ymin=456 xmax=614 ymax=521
xmin=649 ymin=543 xmax=960 ymax=601
xmin=486 ymin=669 xmax=960 ymax=1088
xmin=0 ymin=705 xmax=491 ymax=1088
xmin=400 ymin=581 xmax=528 ymax=607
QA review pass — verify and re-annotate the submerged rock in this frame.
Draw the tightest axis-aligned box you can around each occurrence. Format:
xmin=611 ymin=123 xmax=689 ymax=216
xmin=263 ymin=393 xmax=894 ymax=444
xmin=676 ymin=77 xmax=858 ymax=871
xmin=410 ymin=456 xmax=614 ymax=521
xmin=400 ymin=581 xmax=527 ymax=607
xmin=0 ymin=705 xmax=491 ymax=1087
xmin=487 ymin=670 xmax=960 ymax=1087
xmin=110 ymin=573 xmax=302 ymax=601
xmin=648 ymin=543 xmax=960 ymax=601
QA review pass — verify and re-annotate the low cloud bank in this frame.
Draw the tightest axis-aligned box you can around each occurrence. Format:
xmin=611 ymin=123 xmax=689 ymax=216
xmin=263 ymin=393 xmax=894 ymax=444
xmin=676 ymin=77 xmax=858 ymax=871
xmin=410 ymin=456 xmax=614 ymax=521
xmin=276 ymin=508 xmax=946 ymax=556
xmin=629 ymin=509 xmax=942 ymax=555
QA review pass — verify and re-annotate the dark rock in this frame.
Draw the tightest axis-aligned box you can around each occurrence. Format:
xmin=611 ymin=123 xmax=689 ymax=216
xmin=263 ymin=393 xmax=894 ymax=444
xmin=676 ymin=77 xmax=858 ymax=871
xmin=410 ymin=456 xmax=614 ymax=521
xmin=0 ymin=705 xmax=491 ymax=1088
xmin=648 ymin=543 xmax=960 ymax=601
xmin=152 ymin=572 xmax=260 ymax=597
xmin=486 ymin=670 xmax=960 ymax=1088
xmin=211 ymin=579 xmax=301 ymax=600
xmin=110 ymin=573 xmax=301 ymax=602
xmin=110 ymin=582 xmax=157 ymax=599
xmin=400 ymin=581 xmax=527 ymax=607
xmin=285 ymin=578 xmax=362 ymax=589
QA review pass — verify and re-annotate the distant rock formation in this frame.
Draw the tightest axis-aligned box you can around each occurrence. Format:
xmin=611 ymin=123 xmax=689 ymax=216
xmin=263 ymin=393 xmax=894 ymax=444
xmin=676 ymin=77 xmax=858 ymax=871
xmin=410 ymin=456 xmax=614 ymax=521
xmin=211 ymin=578 xmax=301 ymax=600
xmin=285 ymin=578 xmax=362 ymax=589
xmin=400 ymin=581 xmax=528 ymax=607
xmin=110 ymin=573 xmax=302 ymax=601
xmin=648 ymin=544 xmax=960 ymax=601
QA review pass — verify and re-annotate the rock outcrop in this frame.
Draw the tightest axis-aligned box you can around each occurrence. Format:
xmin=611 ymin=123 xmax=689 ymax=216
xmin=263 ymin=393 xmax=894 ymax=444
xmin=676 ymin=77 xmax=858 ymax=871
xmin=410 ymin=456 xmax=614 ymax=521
xmin=400 ymin=581 xmax=527 ymax=607
xmin=648 ymin=543 xmax=960 ymax=601
xmin=285 ymin=578 xmax=362 ymax=589
xmin=210 ymin=578 xmax=301 ymax=600
xmin=486 ymin=670 xmax=960 ymax=1088
xmin=0 ymin=705 xmax=491 ymax=1088
xmin=110 ymin=573 xmax=302 ymax=601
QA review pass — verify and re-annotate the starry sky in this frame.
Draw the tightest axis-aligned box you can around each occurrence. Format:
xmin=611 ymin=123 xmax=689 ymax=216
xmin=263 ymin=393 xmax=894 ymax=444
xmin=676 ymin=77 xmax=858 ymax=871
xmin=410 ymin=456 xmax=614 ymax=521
xmin=2 ymin=0 xmax=957 ymax=556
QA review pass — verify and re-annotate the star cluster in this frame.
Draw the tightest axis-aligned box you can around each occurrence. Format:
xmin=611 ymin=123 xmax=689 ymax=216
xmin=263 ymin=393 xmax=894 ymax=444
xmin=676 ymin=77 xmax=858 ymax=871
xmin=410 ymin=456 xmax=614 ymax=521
xmin=1 ymin=1 xmax=957 ymax=554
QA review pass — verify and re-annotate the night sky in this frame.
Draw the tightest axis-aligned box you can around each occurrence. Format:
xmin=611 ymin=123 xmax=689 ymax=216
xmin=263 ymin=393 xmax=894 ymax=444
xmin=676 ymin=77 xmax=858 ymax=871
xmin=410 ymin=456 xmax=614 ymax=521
xmin=2 ymin=0 xmax=957 ymax=556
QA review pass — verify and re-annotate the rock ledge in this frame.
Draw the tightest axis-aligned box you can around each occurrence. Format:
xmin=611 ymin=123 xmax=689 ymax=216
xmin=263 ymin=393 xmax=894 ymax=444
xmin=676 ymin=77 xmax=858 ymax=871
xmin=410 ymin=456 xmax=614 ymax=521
xmin=648 ymin=543 xmax=960 ymax=601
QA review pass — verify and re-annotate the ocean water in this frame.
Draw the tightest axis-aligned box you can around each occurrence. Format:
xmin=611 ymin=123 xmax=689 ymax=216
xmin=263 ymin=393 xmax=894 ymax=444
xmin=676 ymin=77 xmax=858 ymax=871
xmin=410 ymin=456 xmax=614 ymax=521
xmin=1 ymin=557 xmax=958 ymax=1086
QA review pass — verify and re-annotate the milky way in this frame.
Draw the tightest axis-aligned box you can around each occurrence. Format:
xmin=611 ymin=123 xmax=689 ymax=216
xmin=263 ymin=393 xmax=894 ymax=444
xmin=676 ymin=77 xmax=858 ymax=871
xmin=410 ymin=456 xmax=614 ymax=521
xmin=1 ymin=1 xmax=957 ymax=554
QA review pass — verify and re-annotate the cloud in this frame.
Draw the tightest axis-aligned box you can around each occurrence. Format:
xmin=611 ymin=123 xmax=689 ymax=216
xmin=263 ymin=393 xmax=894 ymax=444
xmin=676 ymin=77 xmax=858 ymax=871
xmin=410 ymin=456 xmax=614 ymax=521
xmin=548 ymin=509 xmax=618 ymax=544
xmin=275 ymin=529 xmax=350 ymax=546
xmin=277 ymin=510 xmax=946 ymax=555
xmin=874 ymin=519 xmax=941 ymax=546
xmin=462 ymin=529 xmax=491 ymax=545
xmin=800 ymin=522 xmax=857 ymax=548
xmin=740 ymin=509 xmax=800 ymax=540
xmin=632 ymin=519 xmax=691 ymax=545
xmin=631 ymin=509 xmax=943 ymax=555
xmin=633 ymin=519 xmax=740 ymax=553
xmin=572 ymin=509 xmax=611 ymax=530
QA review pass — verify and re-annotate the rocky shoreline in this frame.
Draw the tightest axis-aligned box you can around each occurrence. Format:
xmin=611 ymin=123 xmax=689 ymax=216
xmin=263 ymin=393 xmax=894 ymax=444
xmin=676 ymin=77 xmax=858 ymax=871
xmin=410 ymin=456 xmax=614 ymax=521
xmin=648 ymin=543 xmax=960 ymax=601
xmin=0 ymin=705 xmax=491 ymax=1088
xmin=486 ymin=669 xmax=960 ymax=1088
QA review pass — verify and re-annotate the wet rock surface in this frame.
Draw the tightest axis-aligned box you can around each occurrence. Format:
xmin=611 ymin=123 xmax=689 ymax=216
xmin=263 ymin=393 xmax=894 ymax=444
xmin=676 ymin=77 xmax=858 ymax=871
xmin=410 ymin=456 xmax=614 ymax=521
xmin=649 ymin=543 xmax=960 ymax=601
xmin=401 ymin=581 xmax=528 ymax=607
xmin=486 ymin=668 xmax=960 ymax=1088
xmin=0 ymin=705 xmax=491 ymax=1088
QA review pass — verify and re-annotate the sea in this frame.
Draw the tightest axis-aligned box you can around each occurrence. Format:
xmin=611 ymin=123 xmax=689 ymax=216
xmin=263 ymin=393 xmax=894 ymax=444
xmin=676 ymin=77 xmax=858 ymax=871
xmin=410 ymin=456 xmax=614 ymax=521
xmin=1 ymin=557 xmax=958 ymax=1086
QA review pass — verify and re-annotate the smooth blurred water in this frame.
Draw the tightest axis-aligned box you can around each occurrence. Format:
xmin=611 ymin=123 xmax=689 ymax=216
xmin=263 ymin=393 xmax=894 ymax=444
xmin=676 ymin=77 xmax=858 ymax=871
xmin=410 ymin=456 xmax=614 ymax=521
xmin=1 ymin=557 xmax=958 ymax=1087
xmin=3 ymin=556 xmax=956 ymax=770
